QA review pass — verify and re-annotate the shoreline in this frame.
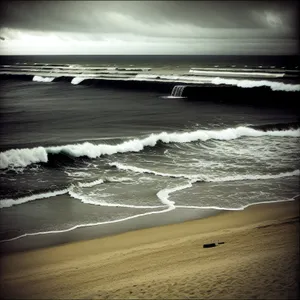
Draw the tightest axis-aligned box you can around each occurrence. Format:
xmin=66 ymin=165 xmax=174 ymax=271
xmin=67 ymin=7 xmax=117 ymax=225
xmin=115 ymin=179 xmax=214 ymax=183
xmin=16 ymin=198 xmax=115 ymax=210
xmin=1 ymin=198 xmax=299 ymax=299
xmin=0 ymin=196 xmax=300 ymax=299
xmin=0 ymin=205 xmax=220 ymax=253
xmin=0 ymin=196 xmax=298 ymax=254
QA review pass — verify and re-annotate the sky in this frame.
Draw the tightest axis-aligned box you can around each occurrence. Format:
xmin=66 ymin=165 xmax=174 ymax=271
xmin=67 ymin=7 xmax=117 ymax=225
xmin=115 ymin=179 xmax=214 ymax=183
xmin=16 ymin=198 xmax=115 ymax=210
xmin=0 ymin=0 xmax=298 ymax=55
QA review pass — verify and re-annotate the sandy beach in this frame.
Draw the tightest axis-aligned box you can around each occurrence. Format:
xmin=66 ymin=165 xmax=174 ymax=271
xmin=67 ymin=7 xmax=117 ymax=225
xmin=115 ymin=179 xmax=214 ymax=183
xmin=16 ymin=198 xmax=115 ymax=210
xmin=1 ymin=198 xmax=299 ymax=299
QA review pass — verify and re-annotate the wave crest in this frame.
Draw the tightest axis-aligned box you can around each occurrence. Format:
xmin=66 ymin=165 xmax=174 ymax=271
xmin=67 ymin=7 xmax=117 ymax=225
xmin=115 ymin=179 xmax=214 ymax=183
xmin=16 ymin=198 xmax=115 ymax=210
xmin=212 ymin=77 xmax=300 ymax=92
xmin=71 ymin=77 xmax=88 ymax=85
xmin=32 ymin=75 xmax=55 ymax=83
xmin=1 ymin=126 xmax=299 ymax=169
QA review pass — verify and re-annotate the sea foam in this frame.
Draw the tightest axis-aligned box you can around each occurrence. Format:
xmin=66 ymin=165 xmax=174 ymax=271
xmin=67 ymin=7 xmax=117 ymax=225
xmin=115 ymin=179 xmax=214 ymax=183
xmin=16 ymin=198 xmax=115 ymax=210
xmin=0 ymin=126 xmax=299 ymax=169
xmin=212 ymin=77 xmax=300 ymax=92
xmin=110 ymin=162 xmax=300 ymax=183
xmin=32 ymin=75 xmax=55 ymax=82
xmin=71 ymin=77 xmax=88 ymax=85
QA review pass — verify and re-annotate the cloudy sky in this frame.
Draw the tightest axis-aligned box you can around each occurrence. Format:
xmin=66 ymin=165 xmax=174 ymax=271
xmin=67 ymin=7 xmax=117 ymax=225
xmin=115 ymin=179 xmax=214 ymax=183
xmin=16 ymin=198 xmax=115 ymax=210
xmin=0 ymin=0 xmax=298 ymax=55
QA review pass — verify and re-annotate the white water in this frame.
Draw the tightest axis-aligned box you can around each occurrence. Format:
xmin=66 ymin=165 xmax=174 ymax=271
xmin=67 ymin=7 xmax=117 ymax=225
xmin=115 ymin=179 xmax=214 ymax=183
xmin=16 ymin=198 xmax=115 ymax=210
xmin=189 ymin=69 xmax=285 ymax=78
xmin=212 ymin=77 xmax=300 ymax=92
xmin=2 ymin=63 xmax=299 ymax=92
xmin=110 ymin=162 xmax=300 ymax=183
xmin=32 ymin=75 xmax=55 ymax=82
xmin=1 ymin=126 xmax=299 ymax=169
xmin=2 ymin=163 xmax=298 ymax=210
xmin=71 ymin=77 xmax=88 ymax=85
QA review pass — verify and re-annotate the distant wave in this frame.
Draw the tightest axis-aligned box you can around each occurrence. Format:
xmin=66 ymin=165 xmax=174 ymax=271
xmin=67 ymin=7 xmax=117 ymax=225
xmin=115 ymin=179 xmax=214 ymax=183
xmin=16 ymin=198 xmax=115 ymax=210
xmin=71 ymin=77 xmax=88 ymax=85
xmin=0 ymin=125 xmax=299 ymax=170
xmin=189 ymin=67 xmax=292 ymax=73
xmin=1 ymin=63 xmax=300 ymax=92
xmin=212 ymin=77 xmax=300 ymax=92
xmin=32 ymin=75 xmax=55 ymax=82
xmin=189 ymin=69 xmax=285 ymax=78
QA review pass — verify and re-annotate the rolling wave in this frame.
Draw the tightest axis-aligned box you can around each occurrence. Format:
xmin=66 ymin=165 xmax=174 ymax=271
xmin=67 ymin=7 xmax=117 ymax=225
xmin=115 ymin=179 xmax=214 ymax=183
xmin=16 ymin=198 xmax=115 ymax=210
xmin=212 ymin=77 xmax=300 ymax=92
xmin=1 ymin=126 xmax=299 ymax=169
xmin=71 ymin=77 xmax=88 ymax=85
xmin=189 ymin=69 xmax=285 ymax=78
xmin=25 ymin=74 xmax=300 ymax=92
xmin=1 ymin=62 xmax=300 ymax=92
xmin=32 ymin=75 xmax=55 ymax=82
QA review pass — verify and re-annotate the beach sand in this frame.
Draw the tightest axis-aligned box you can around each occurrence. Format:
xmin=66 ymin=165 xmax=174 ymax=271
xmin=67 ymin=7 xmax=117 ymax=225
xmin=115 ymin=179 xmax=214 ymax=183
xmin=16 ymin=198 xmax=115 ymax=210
xmin=0 ymin=199 xmax=299 ymax=299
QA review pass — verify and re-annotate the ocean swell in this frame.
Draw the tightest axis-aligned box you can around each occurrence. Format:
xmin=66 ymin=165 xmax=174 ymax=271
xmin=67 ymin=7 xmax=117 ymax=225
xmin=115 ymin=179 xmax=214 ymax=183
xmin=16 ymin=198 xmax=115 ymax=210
xmin=1 ymin=126 xmax=299 ymax=169
xmin=211 ymin=77 xmax=300 ymax=92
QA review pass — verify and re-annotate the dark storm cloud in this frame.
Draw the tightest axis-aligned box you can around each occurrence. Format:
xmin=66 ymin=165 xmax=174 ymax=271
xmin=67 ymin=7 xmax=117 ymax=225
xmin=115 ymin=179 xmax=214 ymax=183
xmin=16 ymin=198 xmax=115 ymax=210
xmin=0 ymin=1 xmax=298 ymax=35
xmin=0 ymin=1 xmax=298 ymax=55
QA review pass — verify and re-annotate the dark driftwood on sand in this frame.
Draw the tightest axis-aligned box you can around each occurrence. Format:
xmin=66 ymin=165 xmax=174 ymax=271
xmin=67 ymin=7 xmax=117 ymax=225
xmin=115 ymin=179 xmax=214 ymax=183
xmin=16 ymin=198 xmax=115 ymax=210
xmin=203 ymin=241 xmax=225 ymax=248
xmin=203 ymin=243 xmax=216 ymax=248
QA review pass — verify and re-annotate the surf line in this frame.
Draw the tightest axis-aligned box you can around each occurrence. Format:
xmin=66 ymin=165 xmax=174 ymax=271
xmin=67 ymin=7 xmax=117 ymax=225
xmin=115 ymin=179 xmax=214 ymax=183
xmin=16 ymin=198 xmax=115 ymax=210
xmin=0 ymin=178 xmax=165 ymax=209
xmin=1 ymin=126 xmax=299 ymax=170
xmin=0 ymin=181 xmax=197 ymax=243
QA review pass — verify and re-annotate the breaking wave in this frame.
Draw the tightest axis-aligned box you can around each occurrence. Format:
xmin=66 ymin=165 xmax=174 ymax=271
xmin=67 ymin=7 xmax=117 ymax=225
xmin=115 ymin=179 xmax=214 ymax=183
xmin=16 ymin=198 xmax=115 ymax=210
xmin=212 ymin=77 xmax=300 ymax=92
xmin=1 ymin=65 xmax=300 ymax=92
xmin=1 ymin=126 xmax=299 ymax=169
xmin=32 ymin=75 xmax=55 ymax=82
xmin=71 ymin=77 xmax=88 ymax=85
xmin=189 ymin=69 xmax=285 ymax=78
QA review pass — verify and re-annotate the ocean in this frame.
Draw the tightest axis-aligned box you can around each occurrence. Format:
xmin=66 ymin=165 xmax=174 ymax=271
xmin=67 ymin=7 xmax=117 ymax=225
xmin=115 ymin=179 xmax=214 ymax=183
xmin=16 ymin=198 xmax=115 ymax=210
xmin=0 ymin=55 xmax=299 ymax=252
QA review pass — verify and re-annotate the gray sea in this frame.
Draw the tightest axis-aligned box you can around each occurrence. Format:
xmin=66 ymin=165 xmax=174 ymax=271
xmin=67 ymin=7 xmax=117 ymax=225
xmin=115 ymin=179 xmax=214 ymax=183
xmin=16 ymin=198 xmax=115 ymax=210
xmin=0 ymin=55 xmax=299 ymax=250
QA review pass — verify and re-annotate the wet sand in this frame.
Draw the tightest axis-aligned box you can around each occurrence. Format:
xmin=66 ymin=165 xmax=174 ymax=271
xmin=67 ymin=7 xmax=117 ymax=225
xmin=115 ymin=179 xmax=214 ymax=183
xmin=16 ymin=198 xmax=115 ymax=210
xmin=1 ymin=199 xmax=299 ymax=299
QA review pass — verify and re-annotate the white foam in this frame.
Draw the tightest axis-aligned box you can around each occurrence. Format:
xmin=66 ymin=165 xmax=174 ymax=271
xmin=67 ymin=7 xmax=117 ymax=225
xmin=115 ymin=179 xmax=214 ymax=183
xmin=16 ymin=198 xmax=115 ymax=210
xmin=69 ymin=189 xmax=164 ymax=209
xmin=77 ymin=179 xmax=104 ymax=188
xmin=0 ymin=147 xmax=48 ymax=169
xmin=110 ymin=162 xmax=300 ymax=183
xmin=119 ymin=67 xmax=151 ymax=71
xmin=3 ymin=64 xmax=298 ymax=92
xmin=135 ymin=74 xmax=159 ymax=79
xmin=176 ymin=194 xmax=299 ymax=211
xmin=106 ymin=176 xmax=134 ymax=183
xmin=0 ymin=189 xmax=69 ymax=208
xmin=0 ymin=185 xmax=298 ymax=243
xmin=71 ymin=77 xmax=88 ymax=85
xmin=1 ymin=127 xmax=299 ymax=169
xmin=0 ymin=175 xmax=143 ymax=209
xmin=161 ymin=96 xmax=187 ymax=99
xmin=212 ymin=77 xmax=300 ymax=92
xmin=157 ymin=181 xmax=195 ymax=208
xmin=109 ymin=162 xmax=194 ymax=180
xmin=2 ymin=168 xmax=297 ymax=209
xmin=189 ymin=69 xmax=285 ymax=78
xmin=32 ymin=75 xmax=55 ymax=82
xmin=65 ymin=171 xmax=92 ymax=178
